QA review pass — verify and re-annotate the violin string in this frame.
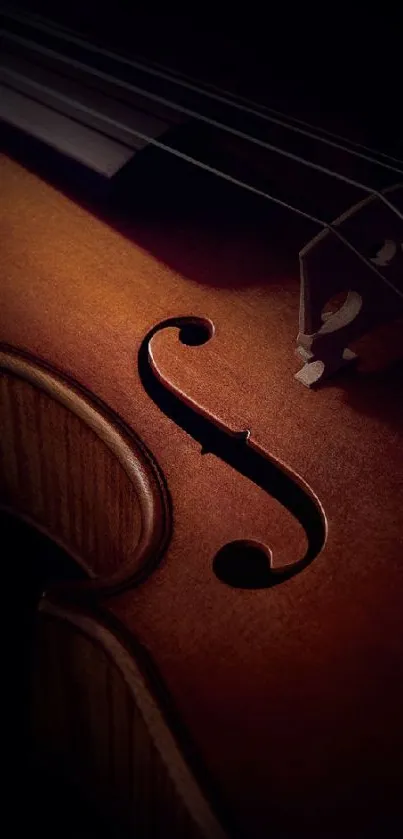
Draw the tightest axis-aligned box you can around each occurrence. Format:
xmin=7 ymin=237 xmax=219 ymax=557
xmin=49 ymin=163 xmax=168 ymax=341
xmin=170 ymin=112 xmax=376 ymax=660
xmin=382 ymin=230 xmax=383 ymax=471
xmin=3 ymin=6 xmax=403 ymax=175
xmin=2 ymin=11 xmax=402 ymax=299
xmin=3 ymin=29 xmax=403 ymax=226
xmin=128 ymin=53 xmax=403 ymax=170
xmin=3 ymin=70 xmax=402 ymax=302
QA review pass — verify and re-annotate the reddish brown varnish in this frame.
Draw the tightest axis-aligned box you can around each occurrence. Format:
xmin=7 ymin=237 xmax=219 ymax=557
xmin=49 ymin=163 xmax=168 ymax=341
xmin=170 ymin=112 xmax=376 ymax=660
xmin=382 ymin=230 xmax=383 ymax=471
xmin=1 ymin=153 xmax=402 ymax=838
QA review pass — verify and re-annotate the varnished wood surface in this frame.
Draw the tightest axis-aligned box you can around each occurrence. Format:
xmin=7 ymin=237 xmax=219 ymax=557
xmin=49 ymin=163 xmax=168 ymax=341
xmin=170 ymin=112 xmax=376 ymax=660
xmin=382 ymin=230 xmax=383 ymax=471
xmin=3 ymin=505 xmax=224 ymax=839
xmin=1 ymin=152 xmax=403 ymax=837
xmin=0 ymin=350 xmax=170 ymax=593
xmin=32 ymin=599 xmax=227 ymax=839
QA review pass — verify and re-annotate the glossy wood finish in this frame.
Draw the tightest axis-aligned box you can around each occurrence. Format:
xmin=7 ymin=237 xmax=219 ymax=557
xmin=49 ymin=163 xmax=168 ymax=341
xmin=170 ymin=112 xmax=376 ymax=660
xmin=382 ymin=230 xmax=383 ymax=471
xmin=32 ymin=599 xmax=227 ymax=839
xmin=1 ymin=152 xmax=403 ymax=837
xmin=0 ymin=350 xmax=171 ymax=594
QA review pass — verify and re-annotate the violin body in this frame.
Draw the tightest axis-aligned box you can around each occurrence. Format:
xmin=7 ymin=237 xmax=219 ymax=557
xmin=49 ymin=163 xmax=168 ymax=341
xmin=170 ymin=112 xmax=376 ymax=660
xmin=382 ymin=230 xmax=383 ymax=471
xmin=1 ymin=140 xmax=403 ymax=838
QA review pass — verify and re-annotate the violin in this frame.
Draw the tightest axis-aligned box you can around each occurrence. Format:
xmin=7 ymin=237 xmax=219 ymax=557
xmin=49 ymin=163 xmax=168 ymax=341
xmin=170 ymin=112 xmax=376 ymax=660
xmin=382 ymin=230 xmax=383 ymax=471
xmin=1 ymin=7 xmax=403 ymax=838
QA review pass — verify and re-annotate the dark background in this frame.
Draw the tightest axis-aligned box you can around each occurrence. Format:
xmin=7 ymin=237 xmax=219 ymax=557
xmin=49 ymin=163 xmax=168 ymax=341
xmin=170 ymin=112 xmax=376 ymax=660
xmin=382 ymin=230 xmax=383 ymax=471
xmin=7 ymin=0 xmax=402 ymax=153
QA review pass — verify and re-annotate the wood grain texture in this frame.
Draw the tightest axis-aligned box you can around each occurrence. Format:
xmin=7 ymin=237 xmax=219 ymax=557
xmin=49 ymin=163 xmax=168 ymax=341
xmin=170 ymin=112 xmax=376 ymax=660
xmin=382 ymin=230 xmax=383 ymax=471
xmin=145 ymin=317 xmax=326 ymax=579
xmin=0 ymin=350 xmax=171 ymax=594
xmin=1 ymin=153 xmax=403 ymax=837
xmin=32 ymin=599 xmax=228 ymax=839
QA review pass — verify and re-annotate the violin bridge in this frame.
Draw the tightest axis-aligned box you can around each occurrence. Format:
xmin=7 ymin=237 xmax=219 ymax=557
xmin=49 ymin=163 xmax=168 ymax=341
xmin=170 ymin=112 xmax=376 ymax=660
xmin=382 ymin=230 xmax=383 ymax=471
xmin=295 ymin=184 xmax=403 ymax=387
